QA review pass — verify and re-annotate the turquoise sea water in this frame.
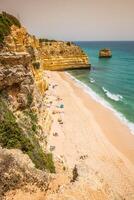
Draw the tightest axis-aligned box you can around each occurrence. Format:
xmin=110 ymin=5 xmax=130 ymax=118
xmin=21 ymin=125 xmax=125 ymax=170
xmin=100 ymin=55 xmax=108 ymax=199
xmin=68 ymin=41 xmax=134 ymax=131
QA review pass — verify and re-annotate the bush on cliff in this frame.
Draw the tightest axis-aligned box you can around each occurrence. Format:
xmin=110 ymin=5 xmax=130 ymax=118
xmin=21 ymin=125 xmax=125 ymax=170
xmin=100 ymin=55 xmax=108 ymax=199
xmin=0 ymin=98 xmax=55 ymax=173
xmin=0 ymin=11 xmax=21 ymax=44
xmin=39 ymin=38 xmax=57 ymax=43
xmin=66 ymin=41 xmax=72 ymax=46
xmin=32 ymin=61 xmax=40 ymax=70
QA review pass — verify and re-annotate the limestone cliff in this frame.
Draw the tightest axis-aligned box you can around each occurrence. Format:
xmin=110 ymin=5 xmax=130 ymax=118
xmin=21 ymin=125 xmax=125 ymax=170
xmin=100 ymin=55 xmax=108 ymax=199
xmin=0 ymin=51 xmax=54 ymax=198
xmin=0 ymin=12 xmax=55 ymax=199
xmin=40 ymin=41 xmax=90 ymax=70
xmin=1 ymin=25 xmax=48 ymax=94
xmin=0 ymin=11 xmax=91 ymax=199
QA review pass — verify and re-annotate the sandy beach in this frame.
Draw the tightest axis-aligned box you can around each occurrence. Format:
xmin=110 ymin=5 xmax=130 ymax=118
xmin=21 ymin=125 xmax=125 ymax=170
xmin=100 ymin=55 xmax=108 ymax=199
xmin=46 ymin=70 xmax=134 ymax=199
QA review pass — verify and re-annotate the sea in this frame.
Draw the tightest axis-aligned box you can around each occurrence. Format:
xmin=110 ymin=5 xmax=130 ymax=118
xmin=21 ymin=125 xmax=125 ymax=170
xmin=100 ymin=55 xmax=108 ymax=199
xmin=68 ymin=41 xmax=134 ymax=134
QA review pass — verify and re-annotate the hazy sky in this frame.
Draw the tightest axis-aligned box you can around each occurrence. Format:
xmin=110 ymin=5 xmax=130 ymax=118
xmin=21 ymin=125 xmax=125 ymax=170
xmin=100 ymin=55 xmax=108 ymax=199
xmin=0 ymin=0 xmax=134 ymax=41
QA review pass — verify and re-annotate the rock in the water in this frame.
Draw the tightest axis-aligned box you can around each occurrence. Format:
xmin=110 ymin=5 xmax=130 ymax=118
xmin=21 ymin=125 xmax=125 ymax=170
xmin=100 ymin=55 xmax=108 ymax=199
xmin=99 ymin=48 xmax=112 ymax=58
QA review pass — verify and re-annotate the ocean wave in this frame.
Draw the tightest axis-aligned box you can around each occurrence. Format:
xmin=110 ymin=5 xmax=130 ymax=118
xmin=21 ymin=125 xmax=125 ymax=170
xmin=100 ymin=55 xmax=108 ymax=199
xmin=66 ymin=72 xmax=134 ymax=135
xmin=102 ymin=87 xmax=123 ymax=101
xmin=89 ymin=78 xmax=95 ymax=83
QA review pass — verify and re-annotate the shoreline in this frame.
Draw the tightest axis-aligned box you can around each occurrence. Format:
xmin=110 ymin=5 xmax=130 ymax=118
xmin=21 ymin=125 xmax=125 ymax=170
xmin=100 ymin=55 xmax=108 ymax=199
xmin=61 ymin=71 xmax=134 ymax=164
xmin=66 ymin=71 xmax=134 ymax=135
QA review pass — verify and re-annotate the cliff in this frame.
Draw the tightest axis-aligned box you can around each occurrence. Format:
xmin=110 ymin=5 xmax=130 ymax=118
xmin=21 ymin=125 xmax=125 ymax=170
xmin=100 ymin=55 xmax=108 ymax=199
xmin=0 ymin=12 xmax=91 ymax=199
xmin=0 ymin=12 xmax=55 ymax=199
xmin=40 ymin=41 xmax=90 ymax=70
xmin=0 ymin=51 xmax=55 ymax=198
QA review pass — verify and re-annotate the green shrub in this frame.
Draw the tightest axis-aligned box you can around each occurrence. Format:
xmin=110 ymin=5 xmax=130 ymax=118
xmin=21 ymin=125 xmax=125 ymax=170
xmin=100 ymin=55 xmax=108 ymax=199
xmin=0 ymin=99 xmax=55 ymax=173
xmin=24 ymin=109 xmax=38 ymax=123
xmin=66 ymin=42 xmax=71 ymax=46
xmin=27 ymin=93 xmax=33 ymax=107
xmin=26 ymin=46 xmax=36 ymax=61
xmin=0 ymin=100 xmax=33 ymax=151
xmin=23 ymin=109 xmax=38 ymax=133
xmin=39 ymin=38 xmax=57 ymax=43
xmin=32 ymin=124 xmax=37 ymax=132
xmin=71 ymin=165 xmax=78 ymax=182
xmin=32 ymin=61 xmax=40 ymax=70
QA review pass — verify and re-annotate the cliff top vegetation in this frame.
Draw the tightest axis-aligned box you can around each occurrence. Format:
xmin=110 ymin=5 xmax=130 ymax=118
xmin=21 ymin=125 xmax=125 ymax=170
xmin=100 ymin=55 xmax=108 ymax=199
xmin=0 ymin=11 xmax=21 ymax=45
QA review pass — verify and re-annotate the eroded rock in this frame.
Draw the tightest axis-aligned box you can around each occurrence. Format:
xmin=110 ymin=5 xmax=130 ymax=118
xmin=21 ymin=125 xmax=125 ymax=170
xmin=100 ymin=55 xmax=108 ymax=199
xmin=99 ymin=48 xmax=112 ymax=58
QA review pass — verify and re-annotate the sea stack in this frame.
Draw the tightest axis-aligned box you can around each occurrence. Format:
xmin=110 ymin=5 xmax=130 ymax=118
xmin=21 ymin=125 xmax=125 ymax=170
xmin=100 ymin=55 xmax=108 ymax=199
xmin=99 ymin=48 xmax=112 ymax=58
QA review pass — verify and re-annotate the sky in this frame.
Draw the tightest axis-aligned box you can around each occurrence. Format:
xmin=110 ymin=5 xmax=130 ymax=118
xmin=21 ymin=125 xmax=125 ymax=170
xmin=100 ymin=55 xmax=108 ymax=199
xmin=0 ymin=0 xmax=134 ymax=41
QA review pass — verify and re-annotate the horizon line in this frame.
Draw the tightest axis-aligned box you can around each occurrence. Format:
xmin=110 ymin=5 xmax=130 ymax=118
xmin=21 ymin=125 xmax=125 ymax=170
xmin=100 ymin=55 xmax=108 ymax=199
xmin=72 ymin=40 xmax=134 ymax=42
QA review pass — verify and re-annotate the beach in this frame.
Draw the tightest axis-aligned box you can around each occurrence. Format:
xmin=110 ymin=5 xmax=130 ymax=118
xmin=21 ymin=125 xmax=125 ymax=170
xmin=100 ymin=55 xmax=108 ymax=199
xmin=46 ymin=70 xmax=134 ymax=199
xmin=1 ymin=6 xmax=134 ymax=200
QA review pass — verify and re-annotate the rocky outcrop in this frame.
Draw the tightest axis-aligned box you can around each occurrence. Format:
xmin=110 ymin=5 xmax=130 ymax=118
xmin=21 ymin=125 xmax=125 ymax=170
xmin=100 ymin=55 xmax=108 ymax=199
xmin=40 ymin=41 xmax=90 ymax=70
xmin=0 ymin=52 xmax=32 ymax=88
xmin=0 ymin=147 xmax=49 ymax=199
xmin=99 ymin=48 xmax=112 ymax=58
xmin=2 ymin=25 xmax=48 ymax=96
xmin=0 ymin=52 xmax=34 ymax=112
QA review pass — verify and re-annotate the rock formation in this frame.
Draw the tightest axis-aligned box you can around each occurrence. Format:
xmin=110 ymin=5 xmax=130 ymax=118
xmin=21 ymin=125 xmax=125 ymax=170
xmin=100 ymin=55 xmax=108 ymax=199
xmin=99 ymin=48 xmax=112 ymax=58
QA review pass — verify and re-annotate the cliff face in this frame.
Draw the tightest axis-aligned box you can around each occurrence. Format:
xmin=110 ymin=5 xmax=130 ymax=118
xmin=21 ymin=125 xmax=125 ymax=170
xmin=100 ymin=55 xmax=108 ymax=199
xmin=0 ymin=50 xmax=54 ymax=164
xmin=0 ymin=20 xmax=54 ymax=198
xmin=0 ymin=53 xmax=54 ymax=198
xmin=2 ymin=25 xmax=48 ymax=94
xmin=3 ymin=25 xmax=90 ymax=71
xmin=0 ymin=12 xmax=91 ymax=199
xmin=40 ymin=41 xmax=90 ymax=70
xmin=0 ymin=52 xmax=31 ymax=91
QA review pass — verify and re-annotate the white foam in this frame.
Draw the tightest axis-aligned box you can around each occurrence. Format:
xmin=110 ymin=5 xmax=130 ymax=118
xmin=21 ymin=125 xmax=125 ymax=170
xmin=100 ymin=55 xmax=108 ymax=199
xmin=102 ymin=87 xmax=123 ymax=101
xmin=89 ymin=78 xmax=95 ymax=83
xmin=65 ymin=72 xmax=134 ymax=135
